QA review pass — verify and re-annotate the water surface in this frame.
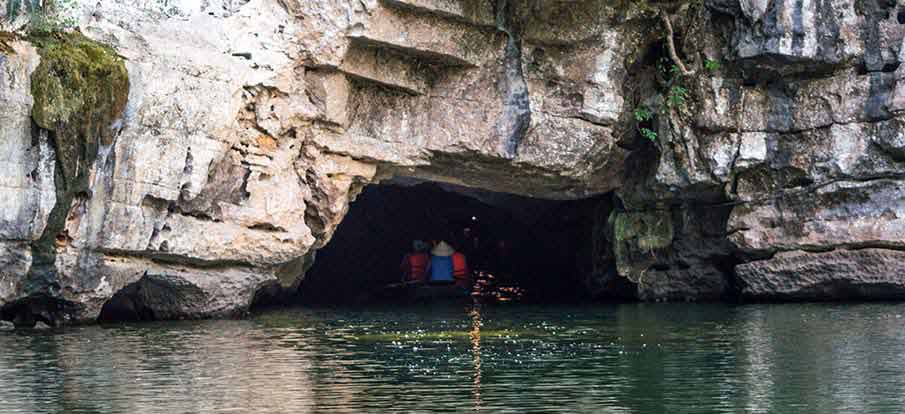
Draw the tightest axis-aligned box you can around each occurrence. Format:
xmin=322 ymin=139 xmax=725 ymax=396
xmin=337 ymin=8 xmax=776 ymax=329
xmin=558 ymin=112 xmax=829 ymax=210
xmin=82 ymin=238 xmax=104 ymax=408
xmin=2 ymin=303 xmax=904 ymax=413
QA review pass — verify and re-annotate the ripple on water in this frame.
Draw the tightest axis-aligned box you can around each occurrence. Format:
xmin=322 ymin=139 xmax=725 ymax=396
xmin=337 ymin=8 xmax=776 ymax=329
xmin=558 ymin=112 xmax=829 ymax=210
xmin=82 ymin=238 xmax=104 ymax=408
xmin=1 ymin=303 xmax=905 ymax=413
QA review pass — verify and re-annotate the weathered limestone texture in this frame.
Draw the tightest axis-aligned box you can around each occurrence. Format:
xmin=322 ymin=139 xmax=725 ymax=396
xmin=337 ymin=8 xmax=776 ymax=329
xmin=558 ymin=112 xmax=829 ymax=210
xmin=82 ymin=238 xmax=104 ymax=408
xmin=611 ymin=0 xmax=905 ymax=301
xmin=0 ymin=0 xmax=903 ymax=324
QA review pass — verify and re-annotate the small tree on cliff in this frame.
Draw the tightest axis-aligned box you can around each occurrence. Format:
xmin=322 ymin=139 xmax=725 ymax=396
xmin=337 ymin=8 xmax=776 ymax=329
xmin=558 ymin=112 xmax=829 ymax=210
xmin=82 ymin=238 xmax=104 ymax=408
xmin=634 ymin=0 xmax=705 ymax=74
xmin=631 ymin=1 xmax=717 ymax=141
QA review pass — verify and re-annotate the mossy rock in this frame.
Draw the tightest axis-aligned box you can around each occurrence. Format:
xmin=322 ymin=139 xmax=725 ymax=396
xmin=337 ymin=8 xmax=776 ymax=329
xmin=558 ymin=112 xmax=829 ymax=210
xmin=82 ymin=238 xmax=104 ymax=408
xmin=26 ymin=31 xmax=129 ymax=269
xmin=610 ymin=210 xmax=674 ymax=282
xmin=612 ymin=210 xmax=673 ymax=251
xmin=30 ymin=31 xmax=129 ymax=187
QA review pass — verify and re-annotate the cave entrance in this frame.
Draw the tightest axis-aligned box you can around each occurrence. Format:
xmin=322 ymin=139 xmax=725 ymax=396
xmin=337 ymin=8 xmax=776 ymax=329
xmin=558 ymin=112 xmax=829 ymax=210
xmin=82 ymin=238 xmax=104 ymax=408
xmin=298 ymin=179 xmax=614 ymax=305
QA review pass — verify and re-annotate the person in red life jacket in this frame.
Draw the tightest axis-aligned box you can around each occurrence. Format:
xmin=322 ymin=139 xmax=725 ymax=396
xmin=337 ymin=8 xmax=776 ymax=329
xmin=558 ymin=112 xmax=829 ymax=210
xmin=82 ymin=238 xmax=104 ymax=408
xmin=400 ymin=240 xmax=430 ymax=283
xmin=451 ymin=249 xmax=471 ymax=290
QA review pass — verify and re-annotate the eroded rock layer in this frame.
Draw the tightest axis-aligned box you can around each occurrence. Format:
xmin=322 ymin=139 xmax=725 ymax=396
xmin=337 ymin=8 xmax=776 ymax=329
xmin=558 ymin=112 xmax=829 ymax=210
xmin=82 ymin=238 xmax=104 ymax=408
xmin=0 ymin=0 xmax=903 ymax=324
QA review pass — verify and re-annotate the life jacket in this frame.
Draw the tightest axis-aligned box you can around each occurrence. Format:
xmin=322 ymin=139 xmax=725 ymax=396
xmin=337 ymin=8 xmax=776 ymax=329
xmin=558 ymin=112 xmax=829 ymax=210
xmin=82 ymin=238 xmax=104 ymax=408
xmin=404 ymin=253 xmax=430 ymax=282
xmin=429 ymin=255 xmax=454 ymax=283
xmin=452 ymin=252 xmax=470 ymax=288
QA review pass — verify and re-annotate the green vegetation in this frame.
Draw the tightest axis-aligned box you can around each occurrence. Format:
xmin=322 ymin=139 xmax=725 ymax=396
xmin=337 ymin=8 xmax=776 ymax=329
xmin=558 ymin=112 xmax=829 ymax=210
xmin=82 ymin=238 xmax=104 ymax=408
xmin=633 ymin=105 xmax=653 ymax=123
xmin=630 ymin=53 xmax=719 ymax=143
xmin=31 ymin=30 xmax=129 ymax=178
xmin=640 ymin=127 xmax=658 ymax=142
xmin=624 ymin=2 xmax=726 ymax=144
xmin=634 ymin=106 xmax=658 ymax=141
xmin=611 ymin=210 xmax=674 ymax=284
xmin=667 ymin=85 xmax=688 ymax=108
xmin=28 ymin=31 xmax=129 ymax=263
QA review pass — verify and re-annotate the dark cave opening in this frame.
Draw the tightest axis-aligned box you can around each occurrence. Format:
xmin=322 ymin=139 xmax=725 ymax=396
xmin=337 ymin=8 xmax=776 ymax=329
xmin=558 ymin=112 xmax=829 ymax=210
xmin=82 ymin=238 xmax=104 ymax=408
xmin=297 ymin=180 xmax=615 ymax=305
xmin=98 ymin=283 xmax=156 ymax=323
xmin=0 ymin=296 xmax=70 ymax=328
xmin=98 ymin=274 xmax=206 ymax=323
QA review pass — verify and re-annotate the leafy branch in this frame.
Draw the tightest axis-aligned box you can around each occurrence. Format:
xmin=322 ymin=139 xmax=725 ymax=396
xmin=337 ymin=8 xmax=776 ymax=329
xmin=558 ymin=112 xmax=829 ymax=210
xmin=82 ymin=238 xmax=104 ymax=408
xmin=633 ymin=105 xmax=658 ymax=141
xmin=640 ymin=127 xmax=658 ymax=141
xmin=621 ymin=1 xmax=725 ymax=145
xmin=667 ymin=85 xmax=688 ymax=108
xmin=633 ymin=106 xmax=653 ymax=123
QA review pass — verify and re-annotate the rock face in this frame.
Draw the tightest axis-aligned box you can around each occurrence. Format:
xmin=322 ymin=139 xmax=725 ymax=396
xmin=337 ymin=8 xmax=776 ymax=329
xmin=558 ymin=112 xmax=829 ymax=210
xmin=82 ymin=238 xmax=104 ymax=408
xmin=736 ymin=249 xmax=905 ymax=300
xmin=611 ymin=0 xmax=905 ymax=302
xmin=0 ymin=0 xmax=903 ymax=324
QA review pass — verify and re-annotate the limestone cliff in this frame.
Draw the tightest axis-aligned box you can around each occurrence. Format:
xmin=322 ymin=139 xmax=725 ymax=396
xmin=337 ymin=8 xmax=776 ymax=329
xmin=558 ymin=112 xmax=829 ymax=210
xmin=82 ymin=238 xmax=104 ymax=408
xmin=0 ymin=0 xmax=903 ymax=325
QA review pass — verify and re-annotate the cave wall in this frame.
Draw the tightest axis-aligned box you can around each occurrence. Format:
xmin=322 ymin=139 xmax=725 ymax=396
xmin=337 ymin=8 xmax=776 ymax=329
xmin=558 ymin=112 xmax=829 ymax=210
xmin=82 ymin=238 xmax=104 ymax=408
xmin=0 ymin=0 xmax=904 ymax=324
xmin=609 ymin=0 xmax=905 ymax=301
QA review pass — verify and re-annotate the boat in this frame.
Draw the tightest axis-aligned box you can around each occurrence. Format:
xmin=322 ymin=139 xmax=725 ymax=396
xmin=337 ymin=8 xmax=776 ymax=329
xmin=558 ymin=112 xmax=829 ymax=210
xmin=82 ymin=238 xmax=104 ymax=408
xmin=381 ymin=272 xmax=525 ymax=304
xmin=380 ymin=281 xmax=471 ymax=304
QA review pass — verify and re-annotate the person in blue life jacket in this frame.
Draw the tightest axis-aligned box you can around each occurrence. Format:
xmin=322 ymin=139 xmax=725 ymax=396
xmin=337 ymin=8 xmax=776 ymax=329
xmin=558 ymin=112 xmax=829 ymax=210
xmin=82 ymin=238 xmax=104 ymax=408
xmin=425 ymin=237 xmax=471 ymax=288
xmin=426 ymin=239 xmax=456 ymax=284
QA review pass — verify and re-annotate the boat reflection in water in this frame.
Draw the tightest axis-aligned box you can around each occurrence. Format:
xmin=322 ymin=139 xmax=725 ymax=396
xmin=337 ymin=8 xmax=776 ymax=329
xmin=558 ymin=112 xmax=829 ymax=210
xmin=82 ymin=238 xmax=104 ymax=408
xmin=384 ymin=271 xmax=526 ymax=305
xmin=470 ymin=304 xmax=483 ymax=412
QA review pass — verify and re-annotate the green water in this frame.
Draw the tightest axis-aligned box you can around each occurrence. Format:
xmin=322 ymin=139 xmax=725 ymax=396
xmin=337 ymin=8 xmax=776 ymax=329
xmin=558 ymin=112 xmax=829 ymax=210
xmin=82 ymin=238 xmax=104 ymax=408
xmin=2 ymin=303 xmax=905 ymax=413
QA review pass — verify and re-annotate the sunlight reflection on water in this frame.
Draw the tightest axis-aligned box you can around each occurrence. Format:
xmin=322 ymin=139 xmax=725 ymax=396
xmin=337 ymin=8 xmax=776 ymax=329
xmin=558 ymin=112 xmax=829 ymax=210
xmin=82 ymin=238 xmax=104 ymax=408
xmin=1 ymin=303 xmax=905 ymax=413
